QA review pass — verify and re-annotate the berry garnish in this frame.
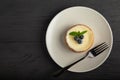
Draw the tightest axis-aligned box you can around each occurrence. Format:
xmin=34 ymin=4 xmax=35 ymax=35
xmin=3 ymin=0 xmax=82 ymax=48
xmin=79 ymin=35 xmax=84 ymax=39
xmin=74 ymin=36 xmax=80 ymax=41
xmin=69 ymin=30 xmax=87 ymax=44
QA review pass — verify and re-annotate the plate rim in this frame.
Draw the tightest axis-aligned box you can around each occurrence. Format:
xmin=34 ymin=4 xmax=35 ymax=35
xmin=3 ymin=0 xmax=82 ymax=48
xmin=45 ymin=6 xmax=113 ymax=72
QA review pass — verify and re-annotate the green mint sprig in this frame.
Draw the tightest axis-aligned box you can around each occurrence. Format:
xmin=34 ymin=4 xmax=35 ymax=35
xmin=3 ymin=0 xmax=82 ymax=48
xmin=69 ymin=30 xmax=87 ymax=37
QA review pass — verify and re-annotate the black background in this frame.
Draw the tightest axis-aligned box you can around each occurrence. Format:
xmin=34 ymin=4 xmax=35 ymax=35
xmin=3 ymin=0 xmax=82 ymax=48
xmin=0 ymin=0 xmax=120 ymax=80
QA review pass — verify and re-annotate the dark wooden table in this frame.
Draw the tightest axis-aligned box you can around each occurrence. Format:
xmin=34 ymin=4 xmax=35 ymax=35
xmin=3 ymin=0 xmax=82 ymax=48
xmin=0 ymin=0 xmax=120 ymax=80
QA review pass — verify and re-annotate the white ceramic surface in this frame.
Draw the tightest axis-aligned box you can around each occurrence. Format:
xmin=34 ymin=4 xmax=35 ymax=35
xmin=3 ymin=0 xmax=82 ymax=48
xmin=46 ymin=6 xmax=113 ymax=72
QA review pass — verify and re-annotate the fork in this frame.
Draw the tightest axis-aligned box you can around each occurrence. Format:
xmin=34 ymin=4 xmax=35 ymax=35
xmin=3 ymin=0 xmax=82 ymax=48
xmin=52 ymin=42 xmax=109 ymax=77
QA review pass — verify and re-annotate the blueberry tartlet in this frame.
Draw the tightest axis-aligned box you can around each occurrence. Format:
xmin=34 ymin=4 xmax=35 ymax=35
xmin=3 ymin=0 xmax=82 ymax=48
xmin=65 ymin=24 xmax=94 ymax=52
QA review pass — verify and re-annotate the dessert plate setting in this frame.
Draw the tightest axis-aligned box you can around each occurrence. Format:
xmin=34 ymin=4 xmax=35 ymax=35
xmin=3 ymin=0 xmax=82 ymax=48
xmin=46 ymin=6 xmax=113 ymax=73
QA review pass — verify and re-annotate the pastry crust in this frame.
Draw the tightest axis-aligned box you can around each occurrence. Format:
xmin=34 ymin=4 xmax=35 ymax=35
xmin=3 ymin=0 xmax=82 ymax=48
xmin=65 ymin=24 xmax=94 ymax=53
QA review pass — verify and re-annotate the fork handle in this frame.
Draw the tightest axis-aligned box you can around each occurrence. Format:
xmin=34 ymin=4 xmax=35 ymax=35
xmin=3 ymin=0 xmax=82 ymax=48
xmin=52 ymin=53 xmax=89 ymax=77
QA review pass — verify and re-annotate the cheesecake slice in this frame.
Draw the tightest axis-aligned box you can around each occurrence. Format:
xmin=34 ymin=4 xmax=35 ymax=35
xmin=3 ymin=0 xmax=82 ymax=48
xmin=65 ymin=24 xmax=94 ymax=52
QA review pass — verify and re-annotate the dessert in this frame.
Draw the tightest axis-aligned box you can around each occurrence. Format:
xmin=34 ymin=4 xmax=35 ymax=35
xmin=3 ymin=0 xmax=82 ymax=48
xmin=65 ymin=24 xmax=94 ymax=52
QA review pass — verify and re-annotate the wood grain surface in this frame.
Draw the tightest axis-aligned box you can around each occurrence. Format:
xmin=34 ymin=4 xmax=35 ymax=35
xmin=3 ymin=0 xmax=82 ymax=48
xmin=0 ymin=0 xmax=120 ymax=80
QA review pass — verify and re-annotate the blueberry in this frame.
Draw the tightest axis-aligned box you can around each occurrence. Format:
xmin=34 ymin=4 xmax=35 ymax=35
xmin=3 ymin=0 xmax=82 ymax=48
xmin=74 ymin=36 xmax=80 ymax=41
xmin=79 ymin=35 xmax=84 ymax=39
xmin=77 ymin=39 xmax=82 ymax=44
xmin=74 ymin=36 xmax=83 ymax=44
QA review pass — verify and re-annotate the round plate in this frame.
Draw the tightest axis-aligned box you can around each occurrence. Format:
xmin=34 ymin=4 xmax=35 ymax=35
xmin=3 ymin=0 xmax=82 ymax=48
xmin=46 ymin=6 xmax=113 ymax=72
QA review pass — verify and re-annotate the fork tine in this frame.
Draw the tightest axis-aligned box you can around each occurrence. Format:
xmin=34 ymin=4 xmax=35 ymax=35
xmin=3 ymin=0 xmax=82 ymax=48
xmin=94 ymin=43 xmax=108 ymax=52
xmin=95 ymin=43 xmax=109 ymax=54
xmin=92 ymin=42 xmax=106 ymax=50
xmin=95 ymin=46 xmax=109 ymax=55
xmin=90 ymin=42 xmax=109 ymax=56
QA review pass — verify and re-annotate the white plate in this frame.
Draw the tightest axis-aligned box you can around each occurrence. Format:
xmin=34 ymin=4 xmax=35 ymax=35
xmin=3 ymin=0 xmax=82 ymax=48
xmin=46 ymin=6 xmax=113 ymax=72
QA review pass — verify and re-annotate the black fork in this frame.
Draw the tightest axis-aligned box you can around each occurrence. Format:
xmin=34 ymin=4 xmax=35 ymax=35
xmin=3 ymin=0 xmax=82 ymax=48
xmin=52 ymin=42 xmax=109 ymax=77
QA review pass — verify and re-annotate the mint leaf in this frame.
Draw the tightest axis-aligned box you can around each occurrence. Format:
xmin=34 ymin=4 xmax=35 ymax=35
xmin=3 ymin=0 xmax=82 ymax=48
xmin=69 ymin=31 xmax=78 ymax=36
xmin=80 ymin=30 xmax=87 ymax=36
xmin=78 ymin=31 xmax=80 ymax=34
xmin=69 ymin=30 xmax=87 ymax=37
